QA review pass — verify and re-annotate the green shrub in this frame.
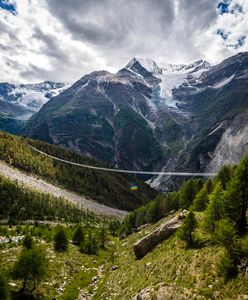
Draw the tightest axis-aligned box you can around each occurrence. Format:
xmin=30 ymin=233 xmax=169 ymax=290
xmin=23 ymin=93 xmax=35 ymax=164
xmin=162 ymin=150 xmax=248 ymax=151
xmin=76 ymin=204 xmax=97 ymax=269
xmin=23 ymin=234 xmax=34 ymax=249
xmin=72 ymin=225 xmax=85 ymax=246
xmin=80 ymin=231 xmax=98 ymax=255
xmin=218 ymin=251 xmax=237 ymax=280
xmin=0 ymin=270 xmax=8 ymax=300
xmin=13 ymin=246 xmax=47 ymax=293
xmin=54 ymin=228 xmax=68 ymax=252
xmin=177 ymin=211 xmax=197 ymax=247
xmin=213 ymin=220 xmax=237 ymax=251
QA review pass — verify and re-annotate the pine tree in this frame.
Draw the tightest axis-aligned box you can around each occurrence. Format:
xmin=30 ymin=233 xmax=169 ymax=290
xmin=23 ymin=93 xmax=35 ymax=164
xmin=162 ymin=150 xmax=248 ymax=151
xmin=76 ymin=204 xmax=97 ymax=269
xmin=109 ymin=219 xmax=120 ymax=236
xmin=217 ymin=164 xmax=233 ymax=190
xmin=146 ymin=200 xmax=159 ymax=223
xmin=80 ymin=231 xmax=98 ymax=255
xmin=214 ymin=220 xmax=241 ymax=279
xmin=224 ymin=155 xmax=248 ymax=233
xmin=193 ymin=186 xmax=209 ymax=211
xmin=205 ymin=178 xmax=214 ymax=194
xmin=213 ymin=219 xmax=237 ymax=251
xmin=72 ymin=225 xmax=84 ymax=246
xmin=23 ymin=234 xmax=34 ymax=249
xmin=179 ymin=180 xmax=197 ymax=209
xmin=54 ymin=227 xmax=68 ymax=252
xmin=204 ymin=182 xmax=225 ymax=232
xmin=99 ymin=227 xmax=107 ymax=248
xmin=178 ymin=211 xmax=197 ymax=247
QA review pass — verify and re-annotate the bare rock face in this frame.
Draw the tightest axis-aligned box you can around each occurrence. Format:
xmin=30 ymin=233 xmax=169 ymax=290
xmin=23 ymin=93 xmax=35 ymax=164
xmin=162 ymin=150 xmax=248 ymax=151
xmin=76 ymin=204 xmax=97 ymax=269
xmin=133 ymin=213 xmax=185 ymax=259
xmin=207 ymin=112 xmax=248 ymax=173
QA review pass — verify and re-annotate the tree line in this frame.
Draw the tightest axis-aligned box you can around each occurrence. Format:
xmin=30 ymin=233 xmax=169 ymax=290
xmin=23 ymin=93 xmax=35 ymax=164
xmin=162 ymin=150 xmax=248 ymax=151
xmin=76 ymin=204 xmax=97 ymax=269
xmin=0 ymin=173 xmax=98 ymax=224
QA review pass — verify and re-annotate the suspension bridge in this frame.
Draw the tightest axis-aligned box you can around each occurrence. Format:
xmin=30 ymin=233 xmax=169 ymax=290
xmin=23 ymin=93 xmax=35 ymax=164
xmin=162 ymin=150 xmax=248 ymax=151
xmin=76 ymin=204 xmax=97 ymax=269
xmin=29 ymin=146 xmax=217 ymax=177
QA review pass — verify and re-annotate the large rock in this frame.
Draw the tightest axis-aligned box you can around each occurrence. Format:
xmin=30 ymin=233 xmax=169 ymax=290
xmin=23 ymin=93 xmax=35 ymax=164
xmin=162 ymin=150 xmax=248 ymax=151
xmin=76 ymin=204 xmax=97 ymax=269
xmin=133 ymin=213 xmax=185 ymax=259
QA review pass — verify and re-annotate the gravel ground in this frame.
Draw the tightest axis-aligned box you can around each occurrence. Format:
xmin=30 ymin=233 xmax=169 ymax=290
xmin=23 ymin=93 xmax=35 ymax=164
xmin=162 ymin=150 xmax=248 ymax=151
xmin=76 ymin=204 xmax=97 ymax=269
xmin=0 ymin=161 xmax=127 ymax=219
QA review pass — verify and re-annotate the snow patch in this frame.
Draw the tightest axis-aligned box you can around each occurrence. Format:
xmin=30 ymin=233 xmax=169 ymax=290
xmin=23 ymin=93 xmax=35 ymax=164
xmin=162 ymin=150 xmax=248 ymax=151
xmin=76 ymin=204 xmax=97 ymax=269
xmin=3 ymin=82 xmax=67 ymax=113
xmin=212 ymin=74 xmax=234 ymax=89
xmin=157 ymin=73 xmax=188 ymax=108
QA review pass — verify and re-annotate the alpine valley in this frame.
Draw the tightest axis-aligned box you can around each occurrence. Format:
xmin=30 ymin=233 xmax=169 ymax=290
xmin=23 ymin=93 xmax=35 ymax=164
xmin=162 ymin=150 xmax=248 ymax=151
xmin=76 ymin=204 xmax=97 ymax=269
xmin=2 ymin=52 xmax=248 ymax=190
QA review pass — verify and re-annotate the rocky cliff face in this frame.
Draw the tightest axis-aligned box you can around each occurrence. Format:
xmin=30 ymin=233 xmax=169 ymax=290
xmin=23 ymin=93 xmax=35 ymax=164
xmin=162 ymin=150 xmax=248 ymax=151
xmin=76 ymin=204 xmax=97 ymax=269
xmin=207 ymin=112 xmax=248 ymax=173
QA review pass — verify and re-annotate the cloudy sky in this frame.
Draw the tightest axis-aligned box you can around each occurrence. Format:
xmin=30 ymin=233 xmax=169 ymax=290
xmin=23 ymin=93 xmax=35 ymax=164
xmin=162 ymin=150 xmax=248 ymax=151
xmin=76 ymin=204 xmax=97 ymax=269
xmin=0 ymin=0 xmax=247 ymax=83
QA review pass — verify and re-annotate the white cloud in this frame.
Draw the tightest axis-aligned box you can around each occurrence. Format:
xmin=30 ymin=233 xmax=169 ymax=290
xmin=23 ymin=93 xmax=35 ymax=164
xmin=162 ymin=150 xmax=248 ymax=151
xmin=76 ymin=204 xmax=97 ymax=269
xmin=0 ymin=0 xmax=247 ymax=84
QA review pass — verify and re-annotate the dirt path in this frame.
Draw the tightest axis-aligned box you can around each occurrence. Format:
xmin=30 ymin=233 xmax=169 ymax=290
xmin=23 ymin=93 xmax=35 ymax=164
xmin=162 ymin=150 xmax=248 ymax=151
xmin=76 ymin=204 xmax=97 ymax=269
xmin=0 ymin=161 xmax=127 ymax=219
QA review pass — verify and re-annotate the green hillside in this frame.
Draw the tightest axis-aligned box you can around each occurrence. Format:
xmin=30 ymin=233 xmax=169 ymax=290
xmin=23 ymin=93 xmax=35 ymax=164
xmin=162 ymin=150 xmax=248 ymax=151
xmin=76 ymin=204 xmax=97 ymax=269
xmin=0 ymin=173 xmax=97 ymax=224
xmin=95 ymin=213 xmax=248 ymax=299
xmin=0 ymin=131 xmax=156 ymax=211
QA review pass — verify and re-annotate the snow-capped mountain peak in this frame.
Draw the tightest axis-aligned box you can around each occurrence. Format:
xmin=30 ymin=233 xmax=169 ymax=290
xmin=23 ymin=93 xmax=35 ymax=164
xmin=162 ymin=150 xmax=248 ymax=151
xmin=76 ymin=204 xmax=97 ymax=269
xmin=123 ymin=57 xmax=211 ymax=110
xmin=160 ymin=59 xmax=211 ymax=74
xmin=125 ymin=57 xmax=162 ymax=75
xmin=126 ymin=57 xmax=211 ymax=76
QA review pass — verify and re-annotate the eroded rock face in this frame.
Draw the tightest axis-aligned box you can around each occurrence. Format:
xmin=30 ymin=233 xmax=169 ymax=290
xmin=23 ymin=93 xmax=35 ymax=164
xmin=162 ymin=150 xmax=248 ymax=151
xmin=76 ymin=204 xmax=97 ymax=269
xmin=133 ymin=213 xmax=185 ymax=259
xmin=207 ymin=112 xmax=248 ymax=173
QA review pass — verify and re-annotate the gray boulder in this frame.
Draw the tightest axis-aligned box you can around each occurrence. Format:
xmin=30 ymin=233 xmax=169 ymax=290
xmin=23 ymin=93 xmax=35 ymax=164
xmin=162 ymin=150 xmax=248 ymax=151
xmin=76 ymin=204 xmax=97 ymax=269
xmin=134 ymin=213 xmax=185 ymax=259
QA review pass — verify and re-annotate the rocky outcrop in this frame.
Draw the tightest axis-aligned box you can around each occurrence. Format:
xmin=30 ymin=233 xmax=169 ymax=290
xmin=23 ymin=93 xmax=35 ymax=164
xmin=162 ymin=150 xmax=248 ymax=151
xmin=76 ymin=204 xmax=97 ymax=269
xmin=207 ymin=112 xmax=248 ymax=173
xmin=134 ymin=213 xmax=185 ymax=259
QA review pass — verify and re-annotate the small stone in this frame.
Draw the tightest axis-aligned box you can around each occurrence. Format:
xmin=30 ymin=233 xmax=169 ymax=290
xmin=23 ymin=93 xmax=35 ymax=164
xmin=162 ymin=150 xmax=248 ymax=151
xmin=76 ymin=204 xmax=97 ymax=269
xmin=8 ymin=282 xmax=17 ymax=287
xmin=111 ymin=265 xmax=119 ymax=271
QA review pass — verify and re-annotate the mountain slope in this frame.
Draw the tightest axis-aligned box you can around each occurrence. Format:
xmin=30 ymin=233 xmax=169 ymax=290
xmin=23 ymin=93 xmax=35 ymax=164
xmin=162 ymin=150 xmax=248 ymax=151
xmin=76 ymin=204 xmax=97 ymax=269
xmin=0 ymin=131 xmax=156 ymax=211
xmin=95 ymin=213 xmax=248 ymax=299
xmin=24 ymin=70 xmax=164 ymax=171
xmin=0 ymin=171 xmax=99 ymax=223
xmin=0 ymin=160 xmax=126 ymax=218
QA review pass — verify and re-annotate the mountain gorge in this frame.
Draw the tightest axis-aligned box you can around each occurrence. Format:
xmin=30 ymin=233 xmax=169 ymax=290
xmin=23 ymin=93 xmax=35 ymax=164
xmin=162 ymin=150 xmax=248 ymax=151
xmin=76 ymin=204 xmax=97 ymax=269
xmin=2 ymin=52 xmax=248 ymax=190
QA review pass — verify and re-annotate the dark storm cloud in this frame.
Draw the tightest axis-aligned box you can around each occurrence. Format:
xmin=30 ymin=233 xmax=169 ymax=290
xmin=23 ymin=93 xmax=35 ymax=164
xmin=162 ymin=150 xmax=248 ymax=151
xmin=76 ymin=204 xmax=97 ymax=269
xmin=45 ymin=0 xmax=176 ymax=48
